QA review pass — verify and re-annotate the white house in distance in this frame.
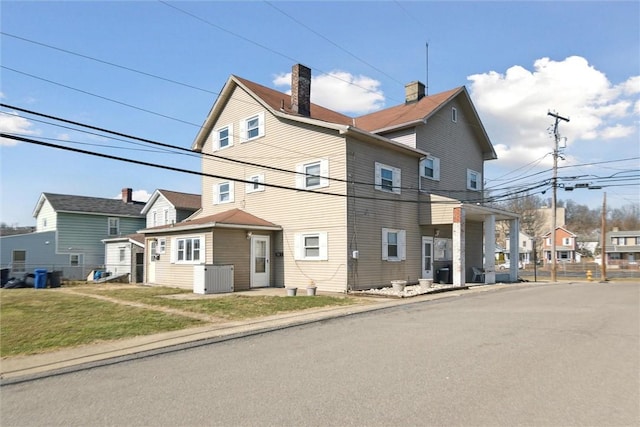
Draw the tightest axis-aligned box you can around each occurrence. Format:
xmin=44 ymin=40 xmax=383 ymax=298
xmin=139 ymin=64 xmax=520 ymax=293
xmin=505 ymin=231 xmax=535 ymax=266
xmin=102 ymin=189 xmax=200 ymax=282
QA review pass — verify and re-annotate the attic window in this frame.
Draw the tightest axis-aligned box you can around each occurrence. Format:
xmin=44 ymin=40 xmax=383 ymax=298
xmin=451 ymin=107 xmax=458 ymax=123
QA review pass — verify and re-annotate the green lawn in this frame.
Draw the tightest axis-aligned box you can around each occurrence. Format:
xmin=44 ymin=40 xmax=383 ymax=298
xmin=0 ymin=289 xmax=202 ymax=357
xmin=0 ymin=286 xmax=358 ymax=357
xmin=73 ymin=286 xmax=357 ymax=319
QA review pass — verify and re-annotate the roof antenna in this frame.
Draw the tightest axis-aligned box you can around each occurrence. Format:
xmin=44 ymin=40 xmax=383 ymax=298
xmin=425 ymin=41 xmax=429 ymax=96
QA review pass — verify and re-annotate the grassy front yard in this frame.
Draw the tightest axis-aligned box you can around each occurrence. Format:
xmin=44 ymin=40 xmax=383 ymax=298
xmin=0 ymin=285 xmax=357 ymax=357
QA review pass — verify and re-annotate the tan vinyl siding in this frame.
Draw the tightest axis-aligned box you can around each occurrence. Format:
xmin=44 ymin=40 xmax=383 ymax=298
xmin=346 ymin=137 xmax=422 ymax=290
xmin=147 ymin=230 xmax=213 ymax=289
xmin=385 ymin=128 xmax=417 ymax=149
xmin=211 ymin=228 xmax=253 ymax=291
xmin=196 ymin=87 xmax=349 ymax=292
xmin=415 ymin=98 xmax=485 ymax=203
xmin=421 ymin=194 xmax=458 ymax=225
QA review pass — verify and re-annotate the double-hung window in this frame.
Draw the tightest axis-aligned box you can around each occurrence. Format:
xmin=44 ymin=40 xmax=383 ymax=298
xmin=375 ymin=162 xmax=401 ymax=194
xmin=562 ymin=237 xmax=571 ymax=246
xmin=174 ymin=237 xmax=203 ymax=263
xmin=240 ymin=112 xmax=265 ymax=142
xmin=467 ymin=169 xmax=481 ymax=191
xmin=296 ymin=159 xmax=329 ymax=190
xmin=158 ymin=238 xmax=166 ymax=254
xmin=70 ymin=254 xmax=80 ymax=266
xmin=452 ymin=107 xmax=458 ymax=123
xmin=108 ymin=217 xmax=120 ymax=236
xmin=214 ymin=181 xmax=234 ymax=204
xmin=119 ymin=248 xmax=126 ymax=262
xmin=420 ymin=156 xmax=440 ymax=180
xmin=294 ymin=232 xmax=328 ymax=261
xmin=246 ymin=174 xmax=265 ymax=193
xmin=214 ymin=124 xmax=233 ymax=150
xmin=382 ymin=228 xmax=406 ymax=261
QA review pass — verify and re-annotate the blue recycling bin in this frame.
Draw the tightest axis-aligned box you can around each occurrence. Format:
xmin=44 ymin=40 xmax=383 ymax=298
xmin=34 ymin=269 xmax=48 ymax=289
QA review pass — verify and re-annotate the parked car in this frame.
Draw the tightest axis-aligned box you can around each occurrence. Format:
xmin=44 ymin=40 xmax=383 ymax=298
xmin=498 ymin=261 xmax=523 ymax=270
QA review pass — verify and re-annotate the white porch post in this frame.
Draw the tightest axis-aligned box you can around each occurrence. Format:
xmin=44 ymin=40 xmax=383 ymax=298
xmin=509 ymin=218 xmax=520 ymax=282
xmin=452 ymin=207 xmax=465 ymax=286
xmin=484 ymin=214 xmax=496 ymax=284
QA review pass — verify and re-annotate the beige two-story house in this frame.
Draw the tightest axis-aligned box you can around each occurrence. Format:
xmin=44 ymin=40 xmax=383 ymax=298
xmin=139 ymin=64 xmax=519 ymax=293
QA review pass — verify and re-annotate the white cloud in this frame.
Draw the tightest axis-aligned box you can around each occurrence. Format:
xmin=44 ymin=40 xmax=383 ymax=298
xmin=468 ymin=56 xmax=639 ymax=167
xmin=274 ymin=69 xmax=385 ymax=115
xmin=0 ymin=112 xmax=40 ymax=146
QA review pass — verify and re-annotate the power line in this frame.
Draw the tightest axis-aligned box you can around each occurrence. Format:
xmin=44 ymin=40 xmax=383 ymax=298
xmin=4 ymin=103 xmax=533 ymax=199
xmin=2 ymin=133 xmax=499 ymax=205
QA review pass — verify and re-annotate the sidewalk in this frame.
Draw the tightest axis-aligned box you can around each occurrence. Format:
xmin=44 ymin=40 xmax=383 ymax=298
xmin=0 ymin=283 xmax=530 ymax=383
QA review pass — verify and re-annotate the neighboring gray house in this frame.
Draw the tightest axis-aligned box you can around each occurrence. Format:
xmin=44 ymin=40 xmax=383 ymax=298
xmin=605 ymin=228 xmax=640 ymax=267
xmin=505 ymin=231 xmax=535 ymax=266
xmin=1 ymin=188 xmax=145 ymax=280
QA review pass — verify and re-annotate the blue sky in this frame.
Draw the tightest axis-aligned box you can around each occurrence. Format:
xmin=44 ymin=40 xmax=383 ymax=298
xmin=1 ymin=1 xmax=639 ymax=226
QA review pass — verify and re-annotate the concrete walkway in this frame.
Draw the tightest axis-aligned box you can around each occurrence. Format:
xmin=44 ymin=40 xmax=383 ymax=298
xmin=0 ymin=283 xmax=535 ymax=383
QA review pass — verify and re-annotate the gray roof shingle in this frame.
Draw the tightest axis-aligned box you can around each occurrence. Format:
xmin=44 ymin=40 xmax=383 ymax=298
xmin=43 ymin=193 xmax=145 ymax=217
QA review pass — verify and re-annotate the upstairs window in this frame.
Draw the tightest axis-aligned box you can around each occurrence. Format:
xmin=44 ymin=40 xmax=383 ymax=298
xmin=214 ymin=124 xmax=233 ymax=150
xmin=214 ymin=182 xmax=234 ymax=205
xmin=296 ymin=159 xmax=329 ymax=190
xmin=240 ymin=112 xmax=265 ymax=142
xmin=246 ymin=174 xmax=265 ymax=193
xmin=452 ymin=107 xmax=458 ymax=123
xmin=467 ymin=169 xmax=481 ymax=191
xmin=108 ymin=217 xmax=120 ymax=236
xmin=375 ymin=162 xmax=401 ymax=194
xmin=562 ymin=237 xmax=572 ymax=245
xmin=420 ymin=156 xmax=440 ymax=181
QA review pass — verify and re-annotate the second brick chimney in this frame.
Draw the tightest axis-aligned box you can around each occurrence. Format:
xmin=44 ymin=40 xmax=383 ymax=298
xmin=121 ymin=188 xmax=133 ymax=204
xmin=291 ymin=64 xmax=311 ymax=117
xmin=405 ymin=81 xmax=426 ymax=103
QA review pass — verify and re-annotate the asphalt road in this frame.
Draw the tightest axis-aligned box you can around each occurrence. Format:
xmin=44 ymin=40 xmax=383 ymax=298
xmin=1 ymin=282 xmax=638 ymax=427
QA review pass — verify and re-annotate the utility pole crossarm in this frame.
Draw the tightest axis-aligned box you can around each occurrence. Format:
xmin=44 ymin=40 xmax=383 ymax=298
xmin=547 ymin=110 xmax=569 ymax=283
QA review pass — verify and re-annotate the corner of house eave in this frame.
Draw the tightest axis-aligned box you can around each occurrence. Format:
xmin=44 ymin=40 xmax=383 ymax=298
xmin=32 ymin=193 xmax=47 ymax=218
xmin=191 ymin=76 xmax=239 ymax=152
xmin=341 ymin=126 xmax=428 ymax=157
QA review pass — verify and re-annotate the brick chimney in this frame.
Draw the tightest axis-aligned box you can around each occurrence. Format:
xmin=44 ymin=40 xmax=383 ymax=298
xmin=291 ymin=64 xmax=311 ymax=117
xmin=122 ymin=188 xmax=133 ymax=203
xmin=405 ymin=81 xmax=426 ymax=103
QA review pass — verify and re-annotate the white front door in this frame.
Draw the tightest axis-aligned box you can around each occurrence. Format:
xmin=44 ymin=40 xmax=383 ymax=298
xmin=422 ymin=236 xmax=434 ymax=280
xmin=251 ymin=235 xmax=270 ymax=288
xmin=147 ymin=240 xmax=156 ymax=283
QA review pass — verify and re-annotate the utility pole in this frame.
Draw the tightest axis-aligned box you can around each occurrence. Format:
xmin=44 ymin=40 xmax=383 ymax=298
xmin=547 ymin=110 xmax=569 ymax=282
xmin=600 ymin=192 xmax=608 ymax=282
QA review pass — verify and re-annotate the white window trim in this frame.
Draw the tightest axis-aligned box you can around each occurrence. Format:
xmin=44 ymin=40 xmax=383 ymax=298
xmin=158 ymin=238 xmax=166 ymax=254
xmin=452 ymin=107 xmax=458 ymax=123
xmin=296 ymin=159 xmax=329 ymax=190
xmin=108 ymin=217 xmax=120 ymax=236
xmin=466 ymin=169 xmax=482 ymax=191
xmin=382 ymin=228 xmax=406 ymax=261
xmin=246 ymin=173 xmax=265 ymax=193
xmin=70 ymin=254 xmax=80 ymax=266
xmin=171 ymin=236 xmax=205 ymax=264
xmin=152 ymin=210 xmax=157 ymax=227
xmin=294 ymin=231 xmax=328 ymax=261
xmin=240 ymin=112 xmax=265 ymax=142
xmin=213 ymin=123 xmax=233 ymax=151
xmin=420 ymin=155 xmax=440 ymax=181
xmin=119 ymin=247 xmax=126 ymax=262
xmin=163 ymin=208 xmax=169 ymax=225
xmin=214 ymin=181 xmax=235 ymax=205
xmin=375 ymin=162 xmax=401 ymax=194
